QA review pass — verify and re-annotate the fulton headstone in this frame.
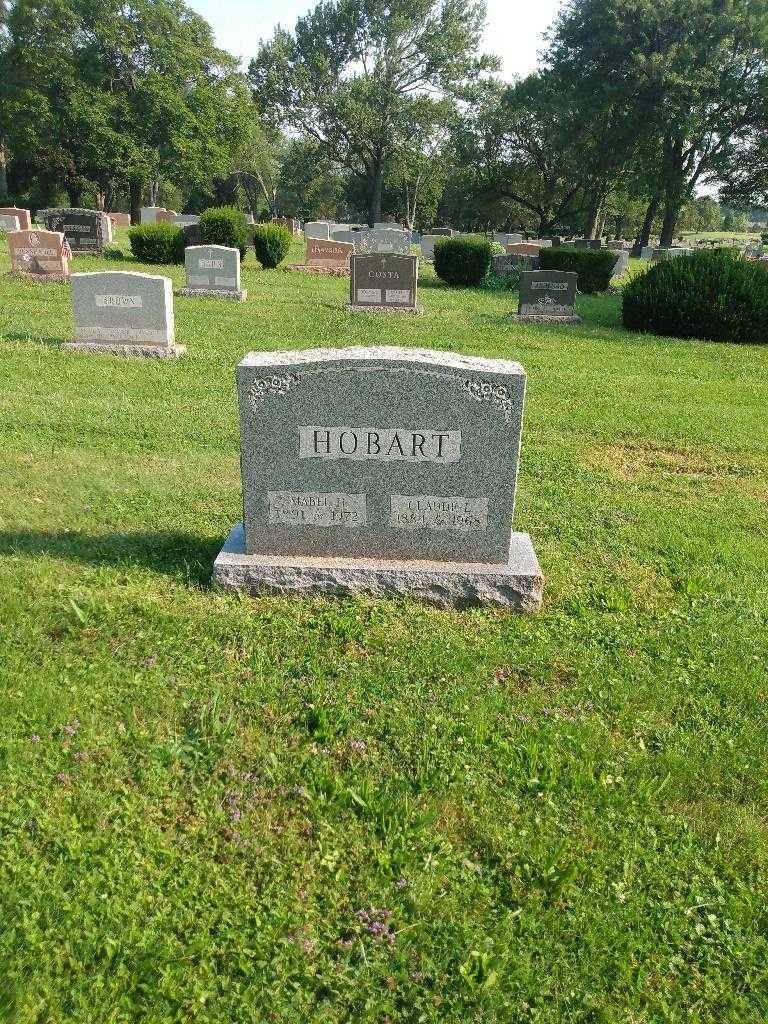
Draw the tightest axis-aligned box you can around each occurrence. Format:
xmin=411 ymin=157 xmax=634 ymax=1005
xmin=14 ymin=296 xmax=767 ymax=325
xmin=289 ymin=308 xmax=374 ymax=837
xmin=213 ymin=346 xmax=543 ymax=609
xmin=8 ymin=229 xmax=70 ymax=281
xmin=63 ymin=270 xmax=184 ymax=358
xmin=0 ymin=206 xmax=32 ymax=231
xmin=349 ymin=254 xmax=420 ymax=313
xmin=176 ymin=244 xmax=246 ymax=300
xmin=518 ymin=270 xmax=579 ymax=323
xmin=42 ymin=208 xmax=107 ymax=253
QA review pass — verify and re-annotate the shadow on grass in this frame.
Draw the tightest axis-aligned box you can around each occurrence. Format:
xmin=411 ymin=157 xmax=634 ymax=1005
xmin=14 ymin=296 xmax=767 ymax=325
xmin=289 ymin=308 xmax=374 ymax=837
xmin=0 ymin=528 xmax=222 ymax=586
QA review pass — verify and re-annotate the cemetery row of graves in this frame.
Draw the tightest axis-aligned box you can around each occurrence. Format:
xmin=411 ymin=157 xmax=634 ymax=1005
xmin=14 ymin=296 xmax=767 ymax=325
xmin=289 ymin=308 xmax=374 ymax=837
xmin=2 ymin=199 xmax=768 ymax=1019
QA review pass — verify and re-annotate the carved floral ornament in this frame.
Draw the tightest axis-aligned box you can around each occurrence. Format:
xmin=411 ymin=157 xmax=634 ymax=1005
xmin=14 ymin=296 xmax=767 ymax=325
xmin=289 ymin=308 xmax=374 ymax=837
xmin=248 ymin=368 xmax=514 ymax=424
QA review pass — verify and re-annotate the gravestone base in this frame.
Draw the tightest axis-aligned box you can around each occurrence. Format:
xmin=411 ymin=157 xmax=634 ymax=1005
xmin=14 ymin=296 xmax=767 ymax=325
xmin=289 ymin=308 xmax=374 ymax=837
xmin=283 ymin=264 xmax=350 ymax=277
xmin=213 ymin=523 xmax=543 ymax=611
xmin=6 ymin=270 xmax=70 ymax=285
xmin=62 ymin=341 xmax=187 ymax=359
xmin=174 ymin=286 xmax=247 ymax=301
xmin=517 ymin=313 xmax=581 ymax=325
xmin=346 ymin=303 xmax=424 ymax=316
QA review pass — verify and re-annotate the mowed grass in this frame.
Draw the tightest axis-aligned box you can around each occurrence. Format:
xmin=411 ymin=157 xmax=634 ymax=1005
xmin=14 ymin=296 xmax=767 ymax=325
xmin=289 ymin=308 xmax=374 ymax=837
xmin=1 ymin=229 xmax=768 ymax=1023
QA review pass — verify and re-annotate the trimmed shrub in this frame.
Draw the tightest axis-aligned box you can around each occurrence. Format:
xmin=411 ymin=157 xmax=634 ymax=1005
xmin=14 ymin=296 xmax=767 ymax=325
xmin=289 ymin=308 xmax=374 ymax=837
xmin=128 ymin=223 xmax=183 ymax=264
xmin=252 ymin=223 xmax=292 ymax=269
xmin=539 ymin=247 xmax=616 ymax=293
xmin=172 ymin=223 xmax=201 ymax=264
xmin=434 ymin=235 xmax=493 ymax=286
xmin=622 ymin=248 xmax=768 ymax=343
xmin=200 ymin=206 xmax=248 ymax=258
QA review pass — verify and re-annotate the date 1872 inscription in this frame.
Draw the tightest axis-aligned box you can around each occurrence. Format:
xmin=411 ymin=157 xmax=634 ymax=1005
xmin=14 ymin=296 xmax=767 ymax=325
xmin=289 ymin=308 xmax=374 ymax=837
xmin=299 ymin=426 xmax=460 ymax=463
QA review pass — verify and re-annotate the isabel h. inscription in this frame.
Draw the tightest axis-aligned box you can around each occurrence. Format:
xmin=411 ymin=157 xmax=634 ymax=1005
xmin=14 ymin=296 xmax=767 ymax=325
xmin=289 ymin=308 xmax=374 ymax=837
xmin=214 ymin=347 xmax=543 ymax=610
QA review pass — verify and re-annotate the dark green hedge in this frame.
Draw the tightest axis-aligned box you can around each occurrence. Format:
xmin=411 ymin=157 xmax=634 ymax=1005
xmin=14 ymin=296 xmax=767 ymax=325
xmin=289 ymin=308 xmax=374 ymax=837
xmin=622 ymin=249 xmax=768 ymax=343
xmin=128 ymin=223 xmax=183 ymax=264
xmin=434 ymin=235 xmax=493 ymax=286
xmin=539 ymin=248 xmax=617 ymax=293
xmin=200 ymin=207 xmax=248 ymax=258
xmin=253 ymin=223 xmax=292 ymax=269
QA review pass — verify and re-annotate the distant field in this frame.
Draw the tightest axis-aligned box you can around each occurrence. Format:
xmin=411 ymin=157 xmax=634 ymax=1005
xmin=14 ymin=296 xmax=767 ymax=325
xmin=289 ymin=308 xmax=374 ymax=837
xmin=1 ymin=229 xmax=768 ymax=1022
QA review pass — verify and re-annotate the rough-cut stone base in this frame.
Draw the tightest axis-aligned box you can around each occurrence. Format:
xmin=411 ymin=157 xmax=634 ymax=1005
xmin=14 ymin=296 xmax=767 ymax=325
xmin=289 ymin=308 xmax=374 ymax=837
xmin=283 ymin=264 xmax=349 ymax=277
xmin=517 ymin=314 xmax=581 ymax=324
xmin=6 ymin=271 xmax=70 ymax=284
xmin=213 ymin=523 xmax=543 ymax=611
xmin=346 ymin=303 xmax=424 ymax=316
xmin=174 ymin=287 xmax=247 ymax=301
xmin=61 ymin=341 xmax=187 ymax=359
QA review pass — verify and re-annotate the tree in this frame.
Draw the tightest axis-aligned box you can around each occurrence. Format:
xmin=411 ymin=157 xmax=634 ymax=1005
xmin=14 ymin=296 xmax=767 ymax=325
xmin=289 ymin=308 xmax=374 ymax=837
xmin=547 ymin=0 xmax=768 ymax=246
xmin=249 ymin=0 xmax=496 ymax=225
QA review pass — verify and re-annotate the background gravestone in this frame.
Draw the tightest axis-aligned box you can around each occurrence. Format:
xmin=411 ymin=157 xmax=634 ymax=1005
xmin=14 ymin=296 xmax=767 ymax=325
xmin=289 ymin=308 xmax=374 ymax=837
xmin=494 ymin=232 xmax=523 ymax=246
xmin=506 ymin=242 xmax=544 ymax=256
xmin=0 ymin=214 xmax=20 ymax=231
xmin=518 ymin=269 xmax=580 ymax=323
xmin=492 ymin=253 xmax=538 ymax=277
xmin=0 ymin=207 xmax=31 ymax=230
xmin=372 ymin=228 xmax=411 ymax=254
xmin=42 ymin=208 xmax=107 ymax=253
xmin=63 ymin=270 xmax=184 ymax=358
xmin=349 ymin=254 xmax=421 ymax=313
xmin=8 ymin=229 xmax=69 ymax=281
xmin=420 ymin=234 xmax=441 ymax=261
xmin=213 ymin=346 xmax=543 ymax=610
xmin=176 ymin=244 xmax=246 ymax=300
xmin=304 ymin=222 xmax=331 ymax=240
xmin=306 ymin=238 xmax=354 ymax=270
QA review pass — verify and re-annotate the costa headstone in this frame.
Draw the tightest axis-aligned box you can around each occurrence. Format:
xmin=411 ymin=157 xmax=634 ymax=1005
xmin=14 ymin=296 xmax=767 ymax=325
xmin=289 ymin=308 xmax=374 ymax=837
xmin=213 ymin=346 xmax=543 ymax=610
xmin=304 ymin=222 xmax=331 ymax=240
xmin=42 ymin=208 xmax=107 ymax=253
xmin=63 ymin=270 xmax=184 ymax=358
xmin=8 ymin=229 xmax=70 ymax=281
xmin=176 ymin=244 xmax=246 ymax=300
xmin=0 ymin=214 xmax=20 ymax=231
xmin=518 ymin=270 xmax=580 ymax=324
xmin=349 ymin=254 xmax=420 ymax=313
xmin=307 ymin=237 xmax=355 ymax=270
xmin=0 ymin=207 xmax=32 ymax=230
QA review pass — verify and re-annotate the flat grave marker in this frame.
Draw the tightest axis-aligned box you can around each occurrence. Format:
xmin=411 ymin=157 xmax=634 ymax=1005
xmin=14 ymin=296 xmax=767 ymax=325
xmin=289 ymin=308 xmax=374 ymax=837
xmin=213 ymin=346 xmax=543 ymax=609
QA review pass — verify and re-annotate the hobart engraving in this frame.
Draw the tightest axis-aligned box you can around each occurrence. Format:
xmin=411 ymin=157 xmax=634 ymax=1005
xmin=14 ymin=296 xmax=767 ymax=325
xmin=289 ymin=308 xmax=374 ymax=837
xmin=298 ymin=426 xmax=461 ymax=464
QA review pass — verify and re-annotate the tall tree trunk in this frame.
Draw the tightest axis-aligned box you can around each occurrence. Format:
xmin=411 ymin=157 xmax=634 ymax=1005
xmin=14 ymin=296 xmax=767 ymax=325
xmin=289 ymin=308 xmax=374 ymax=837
xmin=368 ymin=159 xmax=384 ymax=226
xmin=584 ymin=193 xmax=601 ymax=238
xmin=0 ymin=140 xmax=8 ymax=202
xmin=149 ymin=178 xmax=160 ymax=205
xmin=129 ymin=178 xmax=142 ymax=224
xmin=659 ymin=202 xmax=680 ymax=248
xmin=637 ymin=196 xmax=659 ymax=248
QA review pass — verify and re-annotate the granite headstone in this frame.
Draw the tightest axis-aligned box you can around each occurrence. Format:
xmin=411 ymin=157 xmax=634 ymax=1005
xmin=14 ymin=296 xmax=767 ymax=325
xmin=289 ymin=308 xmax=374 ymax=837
xmin=518 ymin=269 xmax=580 ymax=323
xmin=42 ymin=208 xmax=107 ymax=253
xmin=213 ymin=346 xmax=543 ymax=609
xmin=307 ymin=237 xmax=355 ymax=270
xmin=8 ymin=229 xmax=70 ymax=280
xmin=349 ymin=254 xmax=420 ymax=313
xmin=64 ymin=270 xmax=184 ymax=358
xmin=177 ymin=244 xmax=246 ymax=300
xmin=0 ymin=207 xmax=31 ymax=230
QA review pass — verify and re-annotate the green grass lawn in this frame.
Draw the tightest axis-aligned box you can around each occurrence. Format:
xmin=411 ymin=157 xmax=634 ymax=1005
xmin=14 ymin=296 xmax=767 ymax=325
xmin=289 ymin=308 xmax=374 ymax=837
xmin=1 ymin=229 xmax=768 ymax=1022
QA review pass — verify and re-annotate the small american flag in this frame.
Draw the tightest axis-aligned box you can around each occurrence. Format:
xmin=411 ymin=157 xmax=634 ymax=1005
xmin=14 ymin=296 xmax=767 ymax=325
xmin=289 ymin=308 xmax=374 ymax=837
xmin=62 ymin=238 xmax=72 ymax=259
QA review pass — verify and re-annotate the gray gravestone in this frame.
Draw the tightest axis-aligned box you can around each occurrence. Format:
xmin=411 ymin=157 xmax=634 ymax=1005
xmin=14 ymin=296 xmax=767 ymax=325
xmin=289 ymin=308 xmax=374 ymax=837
xmin=176 ymin=244 xmax=246 ymax=300
xmin=431 ymin=227 xmax=454 ymax=236
xmin=372 ymin=228 xmax=411 ymax=254
xmin=140 ymin=207 xmax=164 ymax=224
xmin=518 ymin=270 xmax=579 ymax=323
xmin=331 ymin=230 xmax=356 ymax=244
xmin=0 ymin=214 xmax=20 ymax=231
xmin=494 ymin=233 xmax=523 ymax=247
xmin=213 ymin=346 xmax=543 ymax=610
xmin=172 ymin=214 xmax=200 ymax=227
xmin=574 ymin=238 xmax=605 ymax=249
xmin=304 ymin=222 xmax=331 ymax=240
xmin=612 ymin=251 xmax=629 ymax=276
xmin=492 ymin=253 xmax=538 ymax=277
xmin=42 ymin=208 xmax=107 ymax=253
xmin=420 ymin=234 xmax=441 ymax=261
xmin=63 ymin=270 xmax=184 ymax=358
xmin=349 ymin=254 xmax=420 ymax=313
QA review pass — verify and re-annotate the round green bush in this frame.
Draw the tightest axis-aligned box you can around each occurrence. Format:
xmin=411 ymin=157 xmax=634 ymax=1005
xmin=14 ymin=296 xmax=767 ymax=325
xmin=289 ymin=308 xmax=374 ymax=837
xmin=539 ymin=247 xmax=617 ymax=293
xmin=434 ymin=235 xmax=493 ymax=286
xmin=200 ymin=206 xmax=248 ymax=258
xmin=172 ymin=223 xmax=201 ymax=264
xmin=252 ymin=223 xmax=292 ymax=269
xmin=622 ymin=249 xmax=768 ymax=343
xmin=128 ymin=223 xmax=183 ymax=264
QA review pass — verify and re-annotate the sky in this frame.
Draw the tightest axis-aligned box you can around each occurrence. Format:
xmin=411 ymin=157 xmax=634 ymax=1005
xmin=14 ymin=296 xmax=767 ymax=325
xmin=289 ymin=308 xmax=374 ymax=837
xmin=187 ymin=0 xmax=564 ymax=79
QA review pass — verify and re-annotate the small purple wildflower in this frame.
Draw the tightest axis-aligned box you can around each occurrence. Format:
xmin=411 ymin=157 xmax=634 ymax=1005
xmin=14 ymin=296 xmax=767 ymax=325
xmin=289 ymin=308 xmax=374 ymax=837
xmin=72 ymin=751 xmax=88 ymax=762
xmin=395 ymin=877 xmax=408 ymax=891
xmin=336 ymin=937 xmax=354 ymax=950
xmin=368 ymin=921 xmax=385 ymax=936
xmin=62 ymin=719 xmax=80 ymax=737
xmin=350 ymin=739 xmax=367 ymax=752
xmin=143 ymin=656 xmax=158 ymax=669
xmin=30 ymin=734 xmax=41 ymax=744
xmin=56 ymin=772 xmax=70 ymax=785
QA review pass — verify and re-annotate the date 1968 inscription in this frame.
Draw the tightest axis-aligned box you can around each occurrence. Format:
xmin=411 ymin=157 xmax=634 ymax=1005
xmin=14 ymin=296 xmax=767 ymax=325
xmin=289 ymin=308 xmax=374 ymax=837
xmin=299 ymin=426 xmax=461 ymax=464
